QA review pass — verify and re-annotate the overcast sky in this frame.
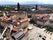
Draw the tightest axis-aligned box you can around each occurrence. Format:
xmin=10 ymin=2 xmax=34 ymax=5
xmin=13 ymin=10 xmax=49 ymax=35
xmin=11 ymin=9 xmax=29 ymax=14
xmin=0 ymin=0 xmax=53 ymax=4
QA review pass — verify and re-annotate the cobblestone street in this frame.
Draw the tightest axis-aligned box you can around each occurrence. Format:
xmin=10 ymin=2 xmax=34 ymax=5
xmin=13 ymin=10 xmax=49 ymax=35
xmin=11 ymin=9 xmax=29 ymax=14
xmin=22 ymin=24 xmax=53 ymax=40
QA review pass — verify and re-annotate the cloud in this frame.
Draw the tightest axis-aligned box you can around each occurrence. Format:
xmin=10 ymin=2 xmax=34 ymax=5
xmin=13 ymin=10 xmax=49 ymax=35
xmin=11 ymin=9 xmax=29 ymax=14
xmin=38 ymin=0 xmax=53 ymax=4
xmin=0 ymin=0 xmax=53 ymax=4
xmin=0 ymin=0 xmax=39 ymax=2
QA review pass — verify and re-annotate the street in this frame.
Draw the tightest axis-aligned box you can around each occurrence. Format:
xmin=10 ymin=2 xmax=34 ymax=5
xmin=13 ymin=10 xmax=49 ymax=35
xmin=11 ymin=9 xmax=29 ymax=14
xmin=22 ymin=24 xmax=53 ymax=40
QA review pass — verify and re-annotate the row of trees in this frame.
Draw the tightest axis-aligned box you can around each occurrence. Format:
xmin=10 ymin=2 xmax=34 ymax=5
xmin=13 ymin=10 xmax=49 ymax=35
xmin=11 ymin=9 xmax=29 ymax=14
xmin=0 ymin=3 xmax=20 ymax=11
xmin=0 ymin=6 xmax=15 ymax=11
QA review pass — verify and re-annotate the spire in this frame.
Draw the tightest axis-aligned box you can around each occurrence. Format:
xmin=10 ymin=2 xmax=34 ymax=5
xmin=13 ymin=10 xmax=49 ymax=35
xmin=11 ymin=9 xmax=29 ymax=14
xmin=17 ymin=3 xmax=20 ymax=11
xmin=36 ymin=4 xmax=38 ymax=10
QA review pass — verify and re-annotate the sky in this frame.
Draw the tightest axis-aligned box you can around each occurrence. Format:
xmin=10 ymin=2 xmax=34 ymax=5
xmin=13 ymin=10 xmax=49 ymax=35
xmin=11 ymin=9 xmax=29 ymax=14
xmin=0 ymin=0 xmax=53 ymax=4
